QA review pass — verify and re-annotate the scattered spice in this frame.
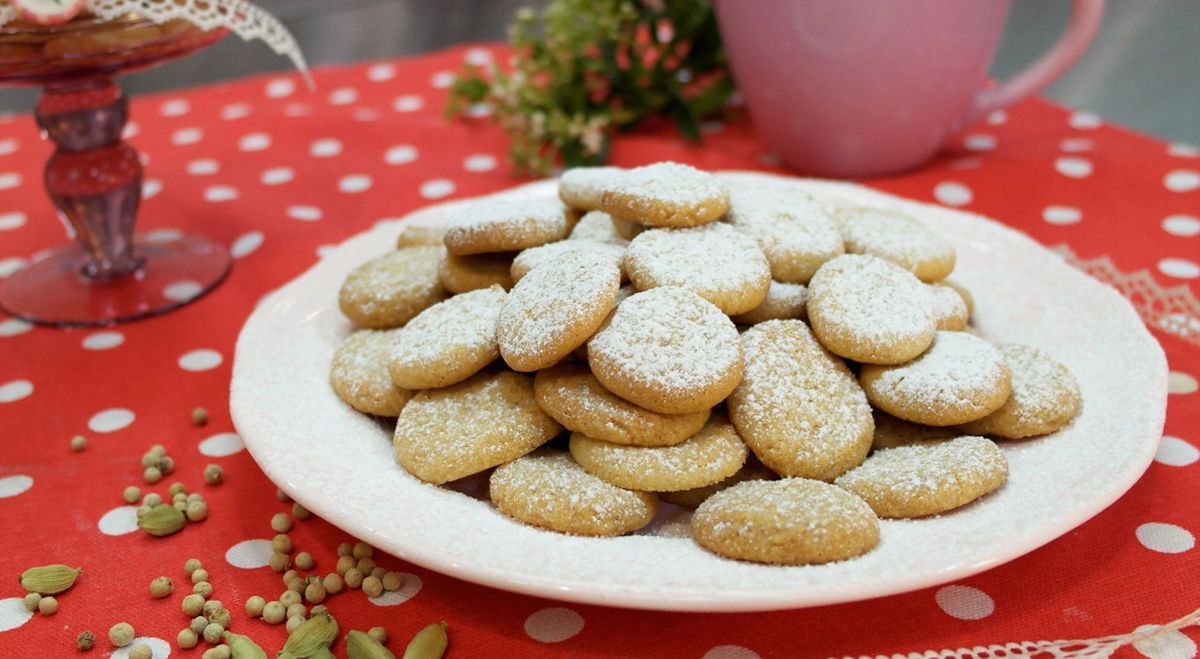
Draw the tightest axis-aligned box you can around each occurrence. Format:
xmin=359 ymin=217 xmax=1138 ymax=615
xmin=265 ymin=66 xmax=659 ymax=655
xmin=276 ymin=488 xmax=292 ymax=502
xmin=143 ymin=493 xmax=162 ymax=507
xmin=346 ymin=629 xmax=392 ymax=659
xmin=191 ymin=407 xmax=209 ymax=426
xmin=337 ymin=542 xmax=353 ymax=557
xmin=285 ymin=603 xmax=306 ymax=621
xmin=269 ymin=552 xmax=291 ymax=573
xmin=382 ymin=572 xmax=403 ymax=592
xmin=245 ymin=595 xmax=266 ymax=618
xmin=403 ymin=622 xmax=449 ymax=659
xmin=169 ymin=481 xmax=187 ymax=496
xmin=122 ymin=486 xmax=141 ymax=504
xmin=143 ymin=466 xmax=163 ymax=484
xmin=295 ymin=551 xmax=314 ymax=571
xmin=37 ymin=596 xmax=58 ymax=615
xmin=356 ymin=558 xmax=377 ymax=575
xmin=189 ymin=615 xmax=209 ymax=634
xmin=202 ymin=645 xmax=231 ymax=659
xmin=128 ymin=643 xmax=152 ymax=659
xmin=272 ymin=534 xmax=293 ymax=554
xmin=203 ymin=464 xmax=224 ymax=485
xmin=202 ymin=622 xmax=225 ymax=644
xmin=304 ymin=580 xmax=326 ymax=604
xmin=109 ymin=622 xmax=135 ymax=648
xmin=343 ymin=568 xmax=364 ymax=590
xmin=292 ymin=502 xmax=311 ymax=520
xmin=76 ymin=630 xmax=95 ymax=651
xmin=262 ymin=601 xmax=285 ymax=625
xmin=177 ymin=628 xmax=199 ymax=650
xmin=139 ymin=503 xmax=184 ymax=536
xmin=335 ymin=555 xmax=356 ymax=575
xmin=70 ymin=435 xmax=87 ymax=452
xmin=149 ymin=576 xmax=174 ymax=598
xmin=181 ymin=593 xmax=206 ymax=617
xmin=352 ymin=542 xmax=373 ymax=560
xmin=281 ymin=612 xmax=339 ymax=657
xmin=184 ymin=558 xmax=203 ymax=575
xmin=223 ymin=631 xmax=267 ymax=659
xmin=270 ymin=513 xmax=292 ymax=533
xmin=193 ymin=581 xmax=213 ymax=598
xmin=186 ymin=500 xmax=209 ymax=522
xmin=191 ymin=568 xmax=210 ymax=585
xmin=22 ymin=593 xmax=40 ymax=612
xmin=286 ymin=616 xmax=306 ymax=633
xmin=361 ymin=576 xmax=383 ymax=598
xmin=368 ymin=626 xmax=389 ymax=645
xmin=279 ymin=590 xmax=301 ymax=608
xmin=322 ymin=573 xmax=344 ymax=595
xmin=20 ymin=564 xmax=82 ymax=594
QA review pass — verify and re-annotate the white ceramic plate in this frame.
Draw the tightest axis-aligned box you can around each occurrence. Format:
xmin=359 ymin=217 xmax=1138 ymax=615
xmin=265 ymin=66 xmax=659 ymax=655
xmin=231 ymin=172 xmax=1167 ymax=612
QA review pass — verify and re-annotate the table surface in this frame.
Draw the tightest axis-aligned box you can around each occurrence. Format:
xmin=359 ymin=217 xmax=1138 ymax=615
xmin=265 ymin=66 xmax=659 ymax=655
xmin=0 ymin=44 xmax=1198 ymax=659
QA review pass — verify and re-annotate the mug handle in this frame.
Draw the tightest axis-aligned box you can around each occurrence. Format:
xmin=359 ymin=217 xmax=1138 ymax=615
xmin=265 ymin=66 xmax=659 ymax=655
xmin=969 ymin=0 xmax=1106 ymax=122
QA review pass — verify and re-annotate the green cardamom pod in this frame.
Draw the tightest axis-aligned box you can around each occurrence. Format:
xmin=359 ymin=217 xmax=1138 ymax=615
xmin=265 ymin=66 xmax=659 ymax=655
xmin=346 ymin=630 xmax=395 ymax=659
xmin=138 ymin=504 xmax=185 ymax=537
xmin=308 ymin=648 xmax=335 ymax=659
xmin=18 ymin=564 xmax=81 ymax=594
xmin=280 ymin=612 xmax=339 ymax=657
xmin=402 ymin=622 xmax=448 ymax=659
xmin=224 ymin=631 xmax=268 ymax=659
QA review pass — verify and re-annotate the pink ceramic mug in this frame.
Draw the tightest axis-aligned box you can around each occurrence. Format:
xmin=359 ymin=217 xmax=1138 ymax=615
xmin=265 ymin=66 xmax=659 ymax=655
xmin=715 ymin=0 xmax=1105 ymax=177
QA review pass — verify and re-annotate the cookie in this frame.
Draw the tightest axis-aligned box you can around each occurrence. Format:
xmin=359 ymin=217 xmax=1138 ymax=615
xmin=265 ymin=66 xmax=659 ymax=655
xmin=959 ymin=344 xmax=1081 ymax=439
xmin=624 ymin=223 xmax=771 ymax=315
xmin=692 ymin=478 xmax=880 ymax=565
xmin=926 ymin=282 xmax=969 ymax=331
xmin=835 ymin=206 xmax=956 ymax=282
xmin=724 ymin=180 xmax=844 ymax=283
xmin=393 ymin=371 xmax=562 ymax=484
xmin=660 ymin=457 xmax=776 ymax=508
xmin=559 ymin=166 xmax=623 ymax=211
xmin=941 ymin=278 xmax=975 ymax=316
xmin=870 ymin=410 xmax=958 ymax=451
xmin=807 ymin=254 xmax=936 ymax=365
xmin=489 ymin=450 xmax=658 ymax=536
xmin=598 ymin=162 xmax=730 ymax=228
xmin=438 ymin=251 xmax=514 ymax=293
xmin=533 ymin=363 xmax=710 ymax=447
xmin=568 ymin=210 xmax=630 ymax=245
xmin=588 ymin=287 xmax=743 ymax=415
xmin=834 ymin=436 xmax=1007 ymax=518
xmin=859 ymin=331 xmax=1012 ymax=426
xmin=329 ymin=329 xmax=414 ymax=416
xmin=568 ymin=415 xmax=747 ymax=491
xmin=728 ymin=320 xmax=873 ymax=480
xmin=388 ymin=285 xmax=506 ymax=389
xmin=730 ymin=281 xmax=807 ymax=325
xmin=498 ymin=250 xmax=621 ymax=372
xmin=509 ymin=239 xmax=625 ymax=284
xmin=338 ymin=246 xmax=446 ymax=328
xmin=395 ymin=224 xmax=445 ymax=248
xmin=444 ymin=198 xmax=571 ymax=255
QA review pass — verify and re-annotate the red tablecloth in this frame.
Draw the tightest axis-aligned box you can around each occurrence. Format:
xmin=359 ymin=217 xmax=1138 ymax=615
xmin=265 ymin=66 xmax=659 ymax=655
xmin=1 ymin=44 xmax=1198 ymax=658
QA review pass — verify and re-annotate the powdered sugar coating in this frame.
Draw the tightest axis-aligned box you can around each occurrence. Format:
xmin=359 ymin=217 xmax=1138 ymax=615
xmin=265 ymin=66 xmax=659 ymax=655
xmin=444 ymin=198 xmax=570 ymax=255
xmin=498 ymin=250 xmax=621 ymax=371
xmin=396 ymin=224 xmax=445 ymax=248
xmin=959 ymin=344 xmax=1081 ymax=439
xmin=599 ymin=162 xmax=730 ymax=228
xmin=338 ymin=246 xmax=447 ymax=328
xmin=568 ymin=210 xmax=630 ymax=244
xmin=836 ymin=206 xmax=956 ymax=282
xmin=559 ymin=167 xmax=624 ymax=211
xmin=329 ymin=329 xmax=413 ymax=416
xmin=731 ymin=281 xmax=808 ymax=325
xmin=588 ymin=287 xmax=743 ymax=414
xmin=625 ymin=223 xmax=771 ymax=315
xmin=808 ymin=254 xmax=936 ymax=364
xmin=860 ymin=332 xmax=1013 ymax=426
xmin=510 ymin=239 xmax=625 ymax=283
xmin=490 ymin=450 xmax=658 ymax=536
xmin=388 ymin=286 xmax=506 ymax=389
xmin=871 ymin=411 xmax=958 ymax=451
xmin=724 ymin=179 xmax=844 ymax=283
xmin=728 ymin=320 xmax=873 ymax=480
xmin=926 ymin=282 xmax=970 ymax=331
xmin=661 ymin=458 xmax=777 ymax=508
xmin=835 ymin=436 xmax=1008 ymax=518
xmin=438 ymin=251 xmax=514 ymax=293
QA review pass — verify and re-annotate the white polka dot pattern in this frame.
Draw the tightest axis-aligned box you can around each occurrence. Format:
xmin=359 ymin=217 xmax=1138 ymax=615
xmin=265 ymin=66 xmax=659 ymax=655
xmin=524 ymin=607 xmax=585 ymax=643
xmin=178 ymin=349 xmax=223 ymax=372
xmin=88 ymin=408 xmax=135 ymax=433
xmin=0 ymin=380 xmax=32 ymax=403
xmin=935 ymin=585 xmax=994 ymax=620
xmin=1135 ymin=523 xmax=1195 ymax=554
xmin=225 ymin=539 xmax=275 ymax=568
xmin=0 ymin=475 xmax=33 ymax=498
xmin=98 ymin=506 xmax=139 ymax=535
xmin=368 ymin=574 xmax=423 ymax=606
xmin=1156 ymin=436 xmax=1199 ymax=467
xmin=199 ymin=432 xmax=244 ymax=457
xmin=0 ymin=598 xmax=33 ymax=633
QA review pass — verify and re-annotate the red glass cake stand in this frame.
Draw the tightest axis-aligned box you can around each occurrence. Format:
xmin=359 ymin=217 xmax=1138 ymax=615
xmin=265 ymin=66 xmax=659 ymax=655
xmin=0 ymin=14 xmax=230 ymax=327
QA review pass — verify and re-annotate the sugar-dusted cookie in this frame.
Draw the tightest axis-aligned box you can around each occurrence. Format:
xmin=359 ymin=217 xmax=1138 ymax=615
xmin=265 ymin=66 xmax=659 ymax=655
xmin=692 ymin=478 xmax=880 ymax=565
xmin=438 ymin=251 xmax=514 ymax=293
xmin=624 ymin=223 xmax=771 ymax=315
xmin=724 ymin=180 xmax=844 ymax=283
xmin=728 ymin=320 xmax=873 ymax=480
xmin=835 ymin=206 xmax=956 ymax=282
xmin=329 ymin=329 xmax=414 ymax=416
xmin=859 ymin=331 xmax=1012 ymax=426
xmin=498 ymin=250 xmax=621 ymax=372
xmin=598 ymin=162 xmax=730 ymax=228
xmin=926 ymin=282 xmax=969 ymax=331
xmin=588 ymin=287 xmax=743 ymax=414
xmin=393 ymin=371 xmax=562 ymax=484
xmin=941 ymin=278 xmax=975 ymax=316
xmin=731 ymin=281 xmax=808 ymax=325
xmin=559 ymin=166 xmax=623 ymax=211
xmin=660 ymin=456 xmax=776 ymax=508
xmin=959 ymin=344 xmax=1081 ymax=439
xmin=509 ymin=239 xmax=625 ymax=284
xmin=395 ymin=224 xmax=445 ymax=248
xmin=807 ymin=254 xmax=936 ymax=364
xmin=835 ymin=436 xmax=1007 ymax=518
xmin=533 ymin=363 xmax=710 ymax=447
xmin=388 ymin=285 xmax=506 ymax=389
xmin=870 ymin=410 xmax=958 ymax=451
xmin=489 ymin=450 xmax=657 ymax=536
xmin=569 ymin=415 xmax=747 ymax=491
xmin=568 ymin=210 xmax=630 ymax=245
xmin=610 ymin=215 xmax=645 ymax=240
xmin=338 ymin=246 xmax=446 ymax=328
xmin=444 ymin=198 xmax=571 ymax=255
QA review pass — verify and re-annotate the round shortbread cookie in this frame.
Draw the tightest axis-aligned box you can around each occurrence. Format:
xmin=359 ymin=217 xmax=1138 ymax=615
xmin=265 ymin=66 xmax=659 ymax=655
xmin=338 ymin=246 xmax=446 ymax=328
xmin=559 ymin=166 xmax=623 ymax=211
xmin=598 ymin=161 xmax=730 ymax=228
xmin=329 ymin=329 xmax=414 ymax=417
xmin=568 ymin=210 xmax=630 ymax=245
xmin=393 ymin=371 xmax=562 ymax=484
xmin=395 ymin=224 xmax=445 ymax=248
xmin=731 ymin=281 xmax=808 ymax=325
xmin=498 ymin=250 xmax=621 ymax=372
xmin=388 ymin=285 xmax=506 ymax=389
xmin=610 ymin=215 xmax=644 ymax=240
xmin=807 ymin=254 xmax=936 ymax=365
xmin=692 ymin=478 xmax=880 ymax=565
xmin=859 ymin=331 xmax=1013 ymax=426
xmin=438 ymin=251 xmax=514 ymax=293
xmin=624 ymin=223 xmax=771 ymax=315
xmin=941 ymin=278 xmax=975 ymax=316
xmin=588 ymin=287 xmax=743 ymax=415
xmin=444 ymin=198 xmax=571 ymax=255
xmin=568 ymin=415 xmax=747 ymax=491
xmin=660 ymin=457 xmax=776 ymax=508
xmin=834 ymin=436 xmax=1008 ymax=518
xmin=926 ymin=282 xmax=969 ymax=331
xmin=489 ymin=450 xmax=658 ymax=536
xmin=959 ymin=344 xmax=1081 ymax=439
xmin=835 ymin=206 xmax=956 ymax=282
xmin=510 ymin=239 xmax=625 ymax=284
xmin=724 ymin=180 xmax=844 ymax=284
xmin=871 ymin=410 xmax=959 ymax=451
xmin=533 ymin=363 xmax=710 ymax=447
xmin=728 ymin=320 xmax=873 ymax=480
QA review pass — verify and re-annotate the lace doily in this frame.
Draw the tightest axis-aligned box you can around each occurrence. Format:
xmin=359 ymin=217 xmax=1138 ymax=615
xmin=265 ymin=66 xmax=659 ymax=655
xmin=1052 ymin=244 xmax=1200 ymax=347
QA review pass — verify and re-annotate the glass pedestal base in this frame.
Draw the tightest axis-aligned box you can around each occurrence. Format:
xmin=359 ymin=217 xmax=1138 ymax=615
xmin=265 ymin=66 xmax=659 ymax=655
xmin=0 ymin=233 xmax=230 ymax=328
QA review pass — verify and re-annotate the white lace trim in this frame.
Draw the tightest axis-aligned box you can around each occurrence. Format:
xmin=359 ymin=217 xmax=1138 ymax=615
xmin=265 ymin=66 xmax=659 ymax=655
xmin=1051 ymin=244 xmax=1200 ymax=347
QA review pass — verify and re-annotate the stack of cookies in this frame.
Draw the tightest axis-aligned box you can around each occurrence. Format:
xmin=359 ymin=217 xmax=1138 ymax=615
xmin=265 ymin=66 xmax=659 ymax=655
xmin=330 ymin=162 xmax=1082 ymax=566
